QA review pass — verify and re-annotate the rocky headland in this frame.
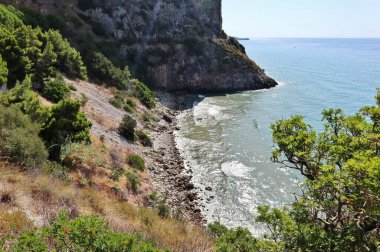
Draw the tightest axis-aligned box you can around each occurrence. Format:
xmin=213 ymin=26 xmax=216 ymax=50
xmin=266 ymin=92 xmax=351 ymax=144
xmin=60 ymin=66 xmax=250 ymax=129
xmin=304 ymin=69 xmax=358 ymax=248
xmin=2 ymin=0 xmax=277 ymax=92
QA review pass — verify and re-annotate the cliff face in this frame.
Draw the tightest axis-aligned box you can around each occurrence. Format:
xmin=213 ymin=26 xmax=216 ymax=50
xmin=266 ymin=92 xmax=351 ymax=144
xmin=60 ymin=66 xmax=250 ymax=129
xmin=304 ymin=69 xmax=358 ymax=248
xmin=82 ymin=0 xmax=276 ymax=92
xmin=2 ymin=0 xmax=277 ymax=92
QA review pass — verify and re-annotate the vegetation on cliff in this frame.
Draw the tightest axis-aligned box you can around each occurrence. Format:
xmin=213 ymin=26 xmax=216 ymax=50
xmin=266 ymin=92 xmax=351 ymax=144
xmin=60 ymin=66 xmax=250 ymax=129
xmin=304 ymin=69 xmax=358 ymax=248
xmin=1 ymin=2 xmax=379 ymax=252
xmin=0 ymin=4 xmax=214 ymax=252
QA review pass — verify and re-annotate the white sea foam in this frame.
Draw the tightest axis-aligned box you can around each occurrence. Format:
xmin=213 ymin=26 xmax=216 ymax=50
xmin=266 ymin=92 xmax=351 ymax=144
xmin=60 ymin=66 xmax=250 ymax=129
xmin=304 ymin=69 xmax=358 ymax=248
xmin=221 ymin=161 xmax=253 ymax=178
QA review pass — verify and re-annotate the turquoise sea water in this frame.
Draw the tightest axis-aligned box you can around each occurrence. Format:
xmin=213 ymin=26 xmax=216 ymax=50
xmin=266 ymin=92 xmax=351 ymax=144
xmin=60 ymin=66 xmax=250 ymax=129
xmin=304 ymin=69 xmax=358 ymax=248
xmin=175 ymin=38 xmax=380 ymax=234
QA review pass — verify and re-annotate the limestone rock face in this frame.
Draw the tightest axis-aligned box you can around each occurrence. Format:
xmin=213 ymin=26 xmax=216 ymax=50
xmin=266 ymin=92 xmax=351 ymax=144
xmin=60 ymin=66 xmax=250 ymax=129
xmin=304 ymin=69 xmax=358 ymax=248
xmin=79 ymin=0 xmax=276 ymax=92
xmin=2 ymin=0 xmax=277 ymax=92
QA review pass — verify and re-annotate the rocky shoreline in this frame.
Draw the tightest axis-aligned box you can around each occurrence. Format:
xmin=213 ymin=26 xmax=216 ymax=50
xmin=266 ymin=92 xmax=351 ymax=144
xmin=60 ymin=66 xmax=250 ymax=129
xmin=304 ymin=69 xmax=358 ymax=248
xmin=150 ymin=92 xmax=205 ymax=225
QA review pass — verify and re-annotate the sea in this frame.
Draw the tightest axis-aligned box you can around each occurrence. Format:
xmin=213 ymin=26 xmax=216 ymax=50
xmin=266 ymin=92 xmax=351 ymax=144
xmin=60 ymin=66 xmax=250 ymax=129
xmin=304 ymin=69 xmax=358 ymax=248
xmin=175 ymin=38 xmax=380 ymax=235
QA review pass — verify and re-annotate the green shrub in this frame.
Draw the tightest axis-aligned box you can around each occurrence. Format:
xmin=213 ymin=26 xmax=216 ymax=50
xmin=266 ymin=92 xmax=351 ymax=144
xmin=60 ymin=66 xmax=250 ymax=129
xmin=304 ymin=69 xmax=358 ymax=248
xmin=132 ymin=79 xmax=155 ymax=109
xmin=0 ymin=24 xmax=42 ymax=87
xmin=118 ymin=115 xmax=136 ymax=141
xmin=90 ymin=52 xmax=130 ymax=89
xmin=70 ymin=15 xmax=85 ymax=28
xmin=41 ymin=161 xmax=69 ymax=180
xmin=41 ymin=76 xmax=70 ymax=103
xmin=0 ymin=104 xmax=48 ymax=168
xmin=208 ymin=222 xmax=262 ymax=252
xmin=21 ymin=7 xmax=66 ymax=31
xmin=124 ymin=103 xmax=135 ymax=113
xmin=0 ymin=54 xmax=8 ymax=86
xmin=1 ymin=77 xmax=51 ymax=124
xmin=34 ymin=41 xmax=58 ymax=86
xmin=127 ymin=153 xmax=145 ymax=171
xmin=41 ymin=99 xmax=92 ymax=160
xmin=68 ymin=84 xmax=77 ymax=91
xmin=0 ymin=5 xmax=24 ymax=28
xmin=157 ymin=203 xmax=170 ymax=218
xmin=11 ymin=231 xmax=48 ymax=252
xmin=80 ymin=93 xmax=88 ymax=106
xmin=0 ymin=12 xmax=87 ymax=87
xmin=136 ymin=130 xmax=153 ymax=147
xmin=109 ymin=98 xmax=123 ymax=109
xmin=126 ymin=171 xmax=140 ymax=192
xmin=148 ymin=191 xmax=159 ymax=201
xmin=126 ymin=98 xmax=137 ymax=108
xmin=11 ymin=212 xmax=165 ymax=251
xmin=47 ymin=30 xmax=87 ymax=80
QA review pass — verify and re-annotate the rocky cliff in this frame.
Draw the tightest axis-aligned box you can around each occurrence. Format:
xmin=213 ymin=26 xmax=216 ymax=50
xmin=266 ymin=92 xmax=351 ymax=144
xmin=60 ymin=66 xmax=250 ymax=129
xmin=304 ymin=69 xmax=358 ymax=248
xmin=2 ymin=0 xmax=277 ymax=92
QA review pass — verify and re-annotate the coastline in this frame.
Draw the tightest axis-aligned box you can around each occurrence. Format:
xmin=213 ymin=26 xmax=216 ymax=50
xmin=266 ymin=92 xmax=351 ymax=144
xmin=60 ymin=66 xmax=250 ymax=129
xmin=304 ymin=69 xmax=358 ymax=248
xmin=150 ymin=92 xmax=205 ymax=225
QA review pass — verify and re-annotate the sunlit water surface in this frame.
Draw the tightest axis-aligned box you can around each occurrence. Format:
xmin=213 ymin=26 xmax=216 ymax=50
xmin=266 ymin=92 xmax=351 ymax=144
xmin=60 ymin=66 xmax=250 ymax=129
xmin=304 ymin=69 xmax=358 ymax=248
xmin=175 ymin=38 xmax=380 ymax=235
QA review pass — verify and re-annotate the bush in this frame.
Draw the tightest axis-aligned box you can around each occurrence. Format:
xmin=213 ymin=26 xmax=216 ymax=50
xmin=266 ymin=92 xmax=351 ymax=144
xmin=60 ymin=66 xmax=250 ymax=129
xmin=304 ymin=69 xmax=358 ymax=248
xmin=126 ymin=98 xmax=137 ymax=108
xmin=208 ymin=222 xmax=262 ymax=251
xmin=109 ymin=97 xmax=123 ymax=109
xmin=47 ymin=30 xmax=87 ymax=80
xmin=68 ymin=84 xmax=77 ymax=91
xmin=21 ymin=7 xmax=66 ymax=31
xmin=132 ymin=79 xmax=155 ymax=109
xmin=1 ymin=77 xmax=51 ymax=124
xmin=0 ymin=5 xmax=24 ymax=28
xmin=41 ymin=76 xmax=70 ymax=103
xmin=0 ymin=12 xmax=87 ymax=87
xmin=124 ymin=103 xmax=135 ymax=113
xmin=136 ymin=130 xmax=153 ymax=147
xmin=157 ymin=203 xmax=170 ymax=218
xmin=90 ymin=52 xmax=130 ymax=89
xmin=0 ymin=54 xmax=8 ymax=86
xmin=0 ymin=105 xmax=48 ymax=167
xmin=126 ymin=171 xmax=140 ymax=192
xmin=10 ymin=212 xmax=165 ymax=251
xmin=118 ymin=115 xmax=136 ymax=141
xmin=127 ymin=153 xmax=145 ymax=171
xmin=80 ymin=93 xmax=88 ymax=106
xmin=42 ymin=161 xmax=69 ymax=180
xmin=41 ymin=99 xmax=92 ymax=160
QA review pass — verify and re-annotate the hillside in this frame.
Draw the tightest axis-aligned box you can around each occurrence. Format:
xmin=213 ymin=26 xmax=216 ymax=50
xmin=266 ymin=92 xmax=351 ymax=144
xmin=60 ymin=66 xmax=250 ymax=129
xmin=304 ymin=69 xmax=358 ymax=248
xmin=0 ymin=0 xmax=277 ymax=92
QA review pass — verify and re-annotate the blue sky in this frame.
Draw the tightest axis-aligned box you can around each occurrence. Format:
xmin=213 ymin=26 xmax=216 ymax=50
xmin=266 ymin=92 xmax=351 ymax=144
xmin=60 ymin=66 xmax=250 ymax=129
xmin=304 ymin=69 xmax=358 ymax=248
xmin=222 ymin=0 xmax=380 ymax=38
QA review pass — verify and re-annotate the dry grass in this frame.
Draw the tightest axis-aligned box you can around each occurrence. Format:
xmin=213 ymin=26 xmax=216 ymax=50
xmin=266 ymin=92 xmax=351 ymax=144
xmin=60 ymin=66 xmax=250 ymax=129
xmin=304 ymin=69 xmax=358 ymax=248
xmin=0 ymin=209 xmax=34 ymax=237
xmin=106 ymin=203 xmax=215 ymax=252
xmin=0 ymin=162 xmax=215 ymax=251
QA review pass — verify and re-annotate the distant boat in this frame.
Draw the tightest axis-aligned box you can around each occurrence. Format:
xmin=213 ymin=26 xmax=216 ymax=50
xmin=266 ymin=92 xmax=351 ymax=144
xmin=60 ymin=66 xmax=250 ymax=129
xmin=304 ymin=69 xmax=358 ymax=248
xmin=231 ymin=36 xmax=250 ymax=41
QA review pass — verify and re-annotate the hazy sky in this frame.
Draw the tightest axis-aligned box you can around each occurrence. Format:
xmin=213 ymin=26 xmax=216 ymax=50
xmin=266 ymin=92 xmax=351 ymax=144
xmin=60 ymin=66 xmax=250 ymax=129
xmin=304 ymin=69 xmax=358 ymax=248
xmin=222 ymin=0 xmax=380 ymax=38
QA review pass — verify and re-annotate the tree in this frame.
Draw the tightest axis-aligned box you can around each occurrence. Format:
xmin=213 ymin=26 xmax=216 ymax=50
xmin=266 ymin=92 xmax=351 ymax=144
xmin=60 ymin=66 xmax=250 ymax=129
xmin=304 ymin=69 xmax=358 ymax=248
xmin=41 ymin=99 xmax=92 ymax=160
xmin=41 ymin=75 xmax=70 ymax=103
xmin=0 ymin=104 xmax=48 ymax=168
xmin=256 ymin=90 xmax=380 ymax=251
xmin=0 ymin=54 xmax=8 ymax=86
xmin=1 ymin=76 xmax=51 ymax=124
xmin=46 ymin=30 xmax=87 ymax=80
xmin=0 ymin=25 xmax=42 ymax=87
xmin=90 ymin=52 xmax=130 ymax=89
xmin=132 ymin=79 xmax=155 ymax=109
xmin=34 ymin=41 xmax=58 ymax=88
